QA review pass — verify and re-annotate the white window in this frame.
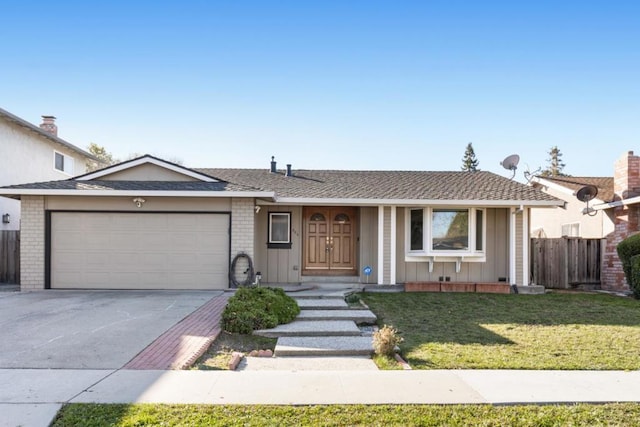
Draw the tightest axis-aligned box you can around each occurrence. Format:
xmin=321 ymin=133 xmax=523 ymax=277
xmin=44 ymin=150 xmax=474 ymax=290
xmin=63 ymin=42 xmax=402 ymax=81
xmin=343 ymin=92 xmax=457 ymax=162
xmin=268 ymin=212 xmax=291 ymax=249
xmin=54 ymin=151 xmax=74 ymax=175
xmin=406 ymin=207 xmax=485 ymax=257
xmin=561 ymin=222 xmax=580 ymax=237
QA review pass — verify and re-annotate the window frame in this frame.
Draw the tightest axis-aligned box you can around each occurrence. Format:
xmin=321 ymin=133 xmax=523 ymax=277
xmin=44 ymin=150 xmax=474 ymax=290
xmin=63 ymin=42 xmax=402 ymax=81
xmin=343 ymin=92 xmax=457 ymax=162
xmin=561 ymin=222 xmax=580 ymax=237
xmin=406 ymin=207 xmax=486 ymax=258
xmin=53 ymin=150 xmax=74 ymax=175
xmin=268 ymin=211 xmax=292 ymax=249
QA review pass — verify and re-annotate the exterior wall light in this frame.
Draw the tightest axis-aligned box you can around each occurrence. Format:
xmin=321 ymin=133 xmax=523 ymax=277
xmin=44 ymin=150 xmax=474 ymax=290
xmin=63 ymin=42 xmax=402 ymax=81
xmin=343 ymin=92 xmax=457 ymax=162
xmin=133 ymin=197 xmax=146 ymax=208
xmin=2 ymin=213 xmax=9 ymax=224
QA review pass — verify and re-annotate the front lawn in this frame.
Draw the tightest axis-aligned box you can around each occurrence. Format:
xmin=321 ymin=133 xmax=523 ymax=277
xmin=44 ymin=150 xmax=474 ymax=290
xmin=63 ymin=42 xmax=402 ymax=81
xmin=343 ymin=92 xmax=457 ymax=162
xmin=52 ymin=403 xmax=640 ymax=426
xmin=360 ymin=292 xmax=640 ymax=370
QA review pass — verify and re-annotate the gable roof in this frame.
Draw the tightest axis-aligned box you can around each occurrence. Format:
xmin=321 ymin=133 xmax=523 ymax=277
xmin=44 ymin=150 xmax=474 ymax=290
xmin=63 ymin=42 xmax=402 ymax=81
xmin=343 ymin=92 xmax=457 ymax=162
xmin=0 ymin=155 xmax=562 ymax=206
xmin=0 ymin=107 xmax=98 ymax=161
xmin=532 ymin=175 xmax=614 ymax=203
xmin=198 ymin=168 xmax=562 ymax=206
xmin=75 ymin=154 xmax=221 ymax=182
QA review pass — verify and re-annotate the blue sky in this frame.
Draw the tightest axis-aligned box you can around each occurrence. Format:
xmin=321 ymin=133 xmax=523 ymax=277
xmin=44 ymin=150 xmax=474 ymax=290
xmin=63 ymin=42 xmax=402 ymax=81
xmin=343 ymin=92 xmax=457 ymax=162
xmin=2 ymin=1 xmax=638 ymax=179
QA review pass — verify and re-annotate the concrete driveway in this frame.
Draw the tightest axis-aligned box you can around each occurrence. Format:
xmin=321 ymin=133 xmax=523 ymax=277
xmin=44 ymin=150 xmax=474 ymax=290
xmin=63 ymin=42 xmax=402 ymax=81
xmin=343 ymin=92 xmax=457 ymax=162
xmin=0 ymin=290 xmax=221 ymax=369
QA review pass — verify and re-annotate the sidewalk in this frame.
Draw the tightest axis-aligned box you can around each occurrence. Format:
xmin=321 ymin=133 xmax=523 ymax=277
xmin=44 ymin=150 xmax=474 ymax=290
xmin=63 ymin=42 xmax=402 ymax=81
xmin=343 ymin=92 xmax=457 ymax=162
xmin=2 ymin=368 xmax=640 ymax=426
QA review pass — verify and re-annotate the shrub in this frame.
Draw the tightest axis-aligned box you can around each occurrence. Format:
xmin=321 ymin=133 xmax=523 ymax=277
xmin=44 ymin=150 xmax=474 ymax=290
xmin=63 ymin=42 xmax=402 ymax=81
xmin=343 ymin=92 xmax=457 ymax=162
xmin=372 ymin=324 xmax=404 ymax=357
xmin=630 ymin=255 xmax=640 ymax=299
xmin=222 ymin=287 xmax=300 ymax=334
xmin=617 ymin=233 xmax=640 ymax=298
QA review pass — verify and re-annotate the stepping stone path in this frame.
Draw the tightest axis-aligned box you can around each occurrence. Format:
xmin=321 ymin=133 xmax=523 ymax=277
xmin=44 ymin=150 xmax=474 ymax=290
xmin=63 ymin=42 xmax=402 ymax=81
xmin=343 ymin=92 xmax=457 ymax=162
xmin=254 ymin=290 xmax=378 ymax=358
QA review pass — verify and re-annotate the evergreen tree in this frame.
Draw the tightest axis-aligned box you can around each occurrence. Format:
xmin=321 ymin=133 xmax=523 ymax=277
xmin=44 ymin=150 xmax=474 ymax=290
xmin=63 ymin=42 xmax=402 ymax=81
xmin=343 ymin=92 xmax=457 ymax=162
xmin=86 ymin=143 xmax=118 ymax=171
xmin=540 ymin=146 xmax=567 ymax=177
xmin=461 ymin=142 xmax=479 ymax=172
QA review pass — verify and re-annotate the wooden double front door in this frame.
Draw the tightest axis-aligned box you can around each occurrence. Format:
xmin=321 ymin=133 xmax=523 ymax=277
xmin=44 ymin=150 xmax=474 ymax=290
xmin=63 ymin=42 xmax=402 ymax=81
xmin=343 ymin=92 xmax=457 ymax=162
xmin=303 ymin=207 xmax=357 ymax=275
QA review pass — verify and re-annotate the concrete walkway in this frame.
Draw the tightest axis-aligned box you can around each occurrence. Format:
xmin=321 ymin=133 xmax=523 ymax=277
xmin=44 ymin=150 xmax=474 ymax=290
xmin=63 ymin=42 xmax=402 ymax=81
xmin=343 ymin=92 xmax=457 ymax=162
xmin=3 ymin=368 xmax=640 ymax=426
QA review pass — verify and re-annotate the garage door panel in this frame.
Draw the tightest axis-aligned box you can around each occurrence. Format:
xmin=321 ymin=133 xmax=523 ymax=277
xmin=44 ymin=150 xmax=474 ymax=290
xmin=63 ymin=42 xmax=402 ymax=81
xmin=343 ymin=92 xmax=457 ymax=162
xmin=51 ymin=212 xmax=229 ymax=290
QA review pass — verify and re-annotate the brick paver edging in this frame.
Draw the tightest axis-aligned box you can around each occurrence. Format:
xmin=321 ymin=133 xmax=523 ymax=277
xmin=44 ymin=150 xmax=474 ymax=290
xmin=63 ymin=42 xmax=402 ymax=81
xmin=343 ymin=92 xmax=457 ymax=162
xmin=123 ymin=293 xmax=231 ymax=370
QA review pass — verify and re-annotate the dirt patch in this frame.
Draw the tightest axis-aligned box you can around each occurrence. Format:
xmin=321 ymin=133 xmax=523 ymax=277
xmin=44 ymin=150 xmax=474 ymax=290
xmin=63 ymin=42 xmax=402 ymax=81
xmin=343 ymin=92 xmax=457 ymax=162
xmin=192 ymin=332 xmax=277 ymax=370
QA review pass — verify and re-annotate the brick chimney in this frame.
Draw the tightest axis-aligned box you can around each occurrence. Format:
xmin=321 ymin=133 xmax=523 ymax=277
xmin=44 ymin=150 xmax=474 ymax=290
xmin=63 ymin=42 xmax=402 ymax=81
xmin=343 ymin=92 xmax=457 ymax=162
xmin=39 ymin=115 xmax=58 ymax=136
xmin=602 ymin=150 xmax=640 ymax=292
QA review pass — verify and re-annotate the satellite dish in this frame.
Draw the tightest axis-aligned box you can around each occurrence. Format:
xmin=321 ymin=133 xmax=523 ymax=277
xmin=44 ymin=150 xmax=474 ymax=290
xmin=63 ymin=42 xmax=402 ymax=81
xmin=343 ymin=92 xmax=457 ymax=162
xmin=576 ymin=185 xmax=598 ymax=202
xmin=576 ymin=185 xmax=598 ymax=216
xmin=500 ymin=154 xmax=520 ymax=179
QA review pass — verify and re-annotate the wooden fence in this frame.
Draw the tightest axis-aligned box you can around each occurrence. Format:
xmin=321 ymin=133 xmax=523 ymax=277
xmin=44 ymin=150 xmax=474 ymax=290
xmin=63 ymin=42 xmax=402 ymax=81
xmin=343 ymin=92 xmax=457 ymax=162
xmin=0 ymin=231 xmax=20 ymax=284
xmin=530 ymin=238 xmax=603 ymax=289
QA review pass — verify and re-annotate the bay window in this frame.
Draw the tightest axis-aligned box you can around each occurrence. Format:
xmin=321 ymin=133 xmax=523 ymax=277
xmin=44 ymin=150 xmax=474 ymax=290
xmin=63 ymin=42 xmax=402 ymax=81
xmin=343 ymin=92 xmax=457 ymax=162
xmin=407 ymin=207 xmax=485 ymax=257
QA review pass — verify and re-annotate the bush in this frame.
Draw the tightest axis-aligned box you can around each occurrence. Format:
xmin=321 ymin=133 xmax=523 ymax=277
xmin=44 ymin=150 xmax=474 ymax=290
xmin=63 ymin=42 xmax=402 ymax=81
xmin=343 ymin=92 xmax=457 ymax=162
xmin=372 ymin=324 xmax=404 ymax=357
xmin=630 ymin=255 xmax=640 ymax=299
xmin=222 ymin=287 xmax=300 ymax=334
xmin=617 ymin=233 xmax=640 ymax=298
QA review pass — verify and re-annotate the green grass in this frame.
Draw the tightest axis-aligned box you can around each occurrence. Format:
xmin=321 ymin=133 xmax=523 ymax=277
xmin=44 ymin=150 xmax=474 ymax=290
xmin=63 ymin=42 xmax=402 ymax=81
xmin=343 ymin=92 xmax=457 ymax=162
xmin=52 ymin=403 xmax=640 ymax=426
xmin=360 ymin=292 xmax=640 ymax=370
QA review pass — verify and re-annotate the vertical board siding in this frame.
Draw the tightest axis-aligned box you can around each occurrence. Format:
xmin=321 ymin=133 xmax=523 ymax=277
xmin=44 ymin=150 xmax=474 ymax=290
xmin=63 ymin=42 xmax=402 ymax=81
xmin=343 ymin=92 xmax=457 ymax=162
xmin=359 ymin=207 xmax=378 ymax=283
xmin=254 ymin=206 xmax=302 ymax=284
xmin=531 ymin=238 xmax=603 ymax=288
xmin=383 ymin=207 xmax=391 ymax=284
xmin=0 ymin=231 xmax=20 ymax=283
xmin=515 ymin=212 xmax=523 ymax=285
xmin=396 ymin=208 xmax=509 ymax=283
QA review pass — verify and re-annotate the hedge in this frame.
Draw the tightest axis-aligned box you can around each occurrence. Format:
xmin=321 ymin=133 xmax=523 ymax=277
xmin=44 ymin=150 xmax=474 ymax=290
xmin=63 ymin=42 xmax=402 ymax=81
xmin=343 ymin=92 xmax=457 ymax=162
xmin=617 ymin=233 xmax=640 ymax=299
xmin=221 ymin=287 xmax=300 ymax=334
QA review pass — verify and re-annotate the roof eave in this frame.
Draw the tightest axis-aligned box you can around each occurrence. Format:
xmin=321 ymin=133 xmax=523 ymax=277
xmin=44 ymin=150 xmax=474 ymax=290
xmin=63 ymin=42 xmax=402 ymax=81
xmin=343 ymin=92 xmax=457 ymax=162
xmin=594 ymin=195 xmax=640 ymax=210
xmin=271 ymin=197 xmax=564 ymax=207
xmin=0 ymin=189 xmax=275 ymax=199
xmin=0 ymin=108 xmax=99 ymax=162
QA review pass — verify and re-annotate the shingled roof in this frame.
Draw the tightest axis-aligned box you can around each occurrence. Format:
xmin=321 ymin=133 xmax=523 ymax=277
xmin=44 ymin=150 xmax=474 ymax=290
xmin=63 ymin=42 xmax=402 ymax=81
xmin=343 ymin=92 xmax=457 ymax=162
xmin=1 ymin=180 xmax=254 ymax=192
xmin=0 ymin=155 xmax=561 ymax=205
xmin=534 ymin=176 xmax=614 ymax=203
xmin=197 ymin=168 xmax=560 ymax=203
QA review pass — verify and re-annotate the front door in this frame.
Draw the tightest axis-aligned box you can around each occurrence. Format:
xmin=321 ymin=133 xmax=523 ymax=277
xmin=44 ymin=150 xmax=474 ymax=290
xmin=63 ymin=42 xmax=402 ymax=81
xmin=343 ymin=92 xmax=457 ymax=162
xmin=303 ymin=207 xmax=357 ymax=275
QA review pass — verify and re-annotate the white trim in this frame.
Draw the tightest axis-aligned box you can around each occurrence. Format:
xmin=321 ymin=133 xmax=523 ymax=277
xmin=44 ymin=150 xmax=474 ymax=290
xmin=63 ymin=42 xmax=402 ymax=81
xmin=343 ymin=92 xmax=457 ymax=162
xmin=76 ymin=155 xmax=218 ymax=182
xmin=530 ymin=176 xmax=606 ymax=205
xmin=593 ymin=195 xmax=640 ymax=210
xmin=509 ymin=207 xmax=517 ymax=285
xmin=522 ymin=207 xmax=529 ymax=286
xmin=378 ymin=205 xmax=384 ymax=285
xmin=390 ymin=206 xmax=396 ymax=285
xmin=274 ymin=197 xmax=563 ymax=207
xmin=0 ymin=189 xmax=274 ymax=198
xmin=53 ymin=150 xmax=74 ymax=176
xmin=268 ymin=212 xmax=291 ymax=244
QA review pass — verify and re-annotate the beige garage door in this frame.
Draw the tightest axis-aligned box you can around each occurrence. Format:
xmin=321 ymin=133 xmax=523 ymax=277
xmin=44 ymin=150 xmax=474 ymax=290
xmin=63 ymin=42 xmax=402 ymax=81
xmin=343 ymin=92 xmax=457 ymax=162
xmin=50 ymin=212 xmax=229 ymax=290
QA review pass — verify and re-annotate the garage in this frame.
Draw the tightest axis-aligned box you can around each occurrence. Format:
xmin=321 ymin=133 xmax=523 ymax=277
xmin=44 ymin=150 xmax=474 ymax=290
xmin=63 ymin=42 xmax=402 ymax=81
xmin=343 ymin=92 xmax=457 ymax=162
xmin=49 ymin=212 xmax=230 ymax=290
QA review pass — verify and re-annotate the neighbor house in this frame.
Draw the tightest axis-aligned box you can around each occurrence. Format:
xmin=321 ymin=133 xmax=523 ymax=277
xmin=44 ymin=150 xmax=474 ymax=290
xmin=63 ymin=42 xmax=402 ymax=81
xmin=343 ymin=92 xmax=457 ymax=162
xmin=528 ymin=150 xmax=640 ymax=293
xmin=529 ymin=175 xmax=615 ymax=238
xmin=0 ymin=155 xmax=562 ymax=291
xmin=0 ymin=108 xmax=98 ymax=230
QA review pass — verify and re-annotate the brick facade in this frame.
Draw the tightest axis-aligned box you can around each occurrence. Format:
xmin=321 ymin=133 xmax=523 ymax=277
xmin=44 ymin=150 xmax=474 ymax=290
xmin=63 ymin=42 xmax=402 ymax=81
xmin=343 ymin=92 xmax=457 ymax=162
xmin=602 ymin=151 xmax=640 ymax=291
xmin=20 ymin=196 xmax=46 ymax=290
xmin=231 ymin=198 xmax=255 ymax=261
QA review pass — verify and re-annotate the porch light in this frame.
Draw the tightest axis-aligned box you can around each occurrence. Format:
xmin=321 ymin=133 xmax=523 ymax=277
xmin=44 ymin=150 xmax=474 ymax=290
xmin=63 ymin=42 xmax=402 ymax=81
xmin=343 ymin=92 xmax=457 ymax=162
xmin=132 ymin=197 xmax=146 ymax=208
xmin=1 ymin=213 xmax=9 ymax=224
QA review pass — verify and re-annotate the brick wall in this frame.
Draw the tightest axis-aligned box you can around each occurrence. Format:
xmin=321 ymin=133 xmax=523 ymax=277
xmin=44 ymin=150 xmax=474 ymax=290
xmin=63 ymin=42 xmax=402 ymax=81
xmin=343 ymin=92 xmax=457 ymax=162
xmin=231 ymin=198 xmax=255 ymax=261
xmin=20 ymin=196 xmax=45 ymax=290
xmin=602 ymin=151 xmax=640 ymax=291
